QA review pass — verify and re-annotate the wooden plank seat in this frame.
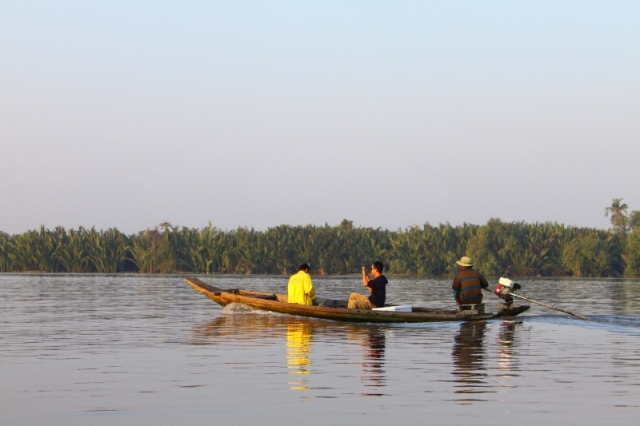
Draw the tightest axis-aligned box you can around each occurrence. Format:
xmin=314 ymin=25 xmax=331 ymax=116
xmin=458 ymin=303 xmax=485 ymax=314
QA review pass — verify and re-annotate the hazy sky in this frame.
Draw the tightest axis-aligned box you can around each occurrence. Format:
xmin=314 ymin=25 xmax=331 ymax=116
xmin=1 ymin=1 xmax=639 ymax=235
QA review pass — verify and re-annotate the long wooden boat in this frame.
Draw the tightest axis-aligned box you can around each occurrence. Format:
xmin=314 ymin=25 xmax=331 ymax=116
xmin=185 ymin=277 xmax=530 ymax=323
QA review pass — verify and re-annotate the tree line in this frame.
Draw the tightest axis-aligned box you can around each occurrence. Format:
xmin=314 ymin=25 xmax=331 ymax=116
xmin=1 ymin=200 xmax=639 ymax=277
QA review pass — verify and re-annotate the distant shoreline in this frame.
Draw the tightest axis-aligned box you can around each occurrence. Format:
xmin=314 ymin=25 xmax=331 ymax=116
xmin=1 ymin=219 xmax=639 ymax=277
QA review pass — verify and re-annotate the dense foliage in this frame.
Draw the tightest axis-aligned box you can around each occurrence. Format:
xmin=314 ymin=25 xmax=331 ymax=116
xmin=2 ymin=212 xmax=640 ymax=276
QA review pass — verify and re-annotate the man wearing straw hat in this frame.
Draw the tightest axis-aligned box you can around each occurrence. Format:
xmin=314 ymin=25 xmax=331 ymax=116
xmin=452 ymin=256 xmax=489 ymax=306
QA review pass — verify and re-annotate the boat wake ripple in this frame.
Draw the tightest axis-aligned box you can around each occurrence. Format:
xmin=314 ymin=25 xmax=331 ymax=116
xmin=532 ymin=314 xmax=640 ymax=334
xmin=222 ymin=302 xmax=285 ymax=316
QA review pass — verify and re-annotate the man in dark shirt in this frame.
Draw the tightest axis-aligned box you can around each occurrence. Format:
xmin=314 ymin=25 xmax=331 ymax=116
xmin=347 ymin=261 xmax=388 ymax=309
xmin=452 ymin=256 xmax=489 ymax=306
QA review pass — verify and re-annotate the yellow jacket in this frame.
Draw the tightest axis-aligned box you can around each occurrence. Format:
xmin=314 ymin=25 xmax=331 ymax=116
xmin=287 ymin=271 xmax=315 ymax=305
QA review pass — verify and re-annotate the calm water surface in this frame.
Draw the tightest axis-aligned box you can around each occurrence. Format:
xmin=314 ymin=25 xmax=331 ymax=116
xmin=2 ymin=274 xmax=640 ymax=426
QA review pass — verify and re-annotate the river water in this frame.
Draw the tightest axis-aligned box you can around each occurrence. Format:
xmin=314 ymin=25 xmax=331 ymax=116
xmin=1 ymin=274 xmax=640 ymax=426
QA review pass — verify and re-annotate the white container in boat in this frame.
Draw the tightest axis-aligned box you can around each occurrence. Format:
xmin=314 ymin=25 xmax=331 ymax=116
xmin=373 ymin=305 xmax=413 ymax=312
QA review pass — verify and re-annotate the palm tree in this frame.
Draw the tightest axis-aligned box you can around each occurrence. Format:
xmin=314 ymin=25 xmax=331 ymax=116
xmin=86 ymin=228 xmax=129 ymax=272
xmin=605 ymin=198 xmax=628 ymax=220
xmin=158 ymin=221 xmax=175 ymax=233
xmin=605 ymin=198 xmax=629 ymax=234
xmin=53 ymin=227 xmax=91 ymax=272
xmin=129 ymin=229 xmax=162 ymax=273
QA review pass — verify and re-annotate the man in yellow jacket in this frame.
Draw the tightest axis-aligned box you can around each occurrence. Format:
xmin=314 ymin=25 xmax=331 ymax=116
xmin=288 ymin=264 xmax=316 ymax=305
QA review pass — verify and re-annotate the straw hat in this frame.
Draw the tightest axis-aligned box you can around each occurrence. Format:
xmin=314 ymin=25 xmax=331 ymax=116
xmin=456 ymin=256 xmax=473 ymax=267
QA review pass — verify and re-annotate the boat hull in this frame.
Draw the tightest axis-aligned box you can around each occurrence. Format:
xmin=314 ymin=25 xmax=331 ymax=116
xmin=185 ymin=277 xmax=529 ymax=323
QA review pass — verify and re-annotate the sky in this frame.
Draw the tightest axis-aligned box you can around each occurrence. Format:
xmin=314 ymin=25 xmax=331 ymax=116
xmin=1 ymin=1 xmax=639 ymax=235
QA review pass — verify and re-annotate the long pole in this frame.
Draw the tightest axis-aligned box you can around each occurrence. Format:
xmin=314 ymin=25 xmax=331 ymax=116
xmin=485 ymin=289 xmax=590 ymax=321
xmin=508 ymin=293 xmax=590 ymax=320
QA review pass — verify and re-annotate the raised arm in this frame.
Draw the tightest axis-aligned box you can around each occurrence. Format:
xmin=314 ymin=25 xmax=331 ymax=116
xmin=362 ymin=267 xmax=372 ymax=293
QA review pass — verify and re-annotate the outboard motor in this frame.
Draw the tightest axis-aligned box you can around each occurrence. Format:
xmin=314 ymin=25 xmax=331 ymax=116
xmin=494 ymin=277 xmax=522 ymax=305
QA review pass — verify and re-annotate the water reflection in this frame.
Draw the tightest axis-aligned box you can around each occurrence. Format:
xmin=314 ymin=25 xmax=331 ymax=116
xmin=496 ymin=320 xmax=522 ymax=377
xmin=191 ymin=313 xmax=390 ymax=396
xmin=451 ymin=321 xmax=488 ymax=402
xmin=287 ymin=322 xmax=312 ymax=391
xmin=191 ymin=313 xmax=318 ymax=393
xmin=360 ymin=328 xmax=386 ymax=390
xmin=347 ymin=325 xmax=387 ymax=395
xmin=190 ymin=310 xmax=292 ymax=344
